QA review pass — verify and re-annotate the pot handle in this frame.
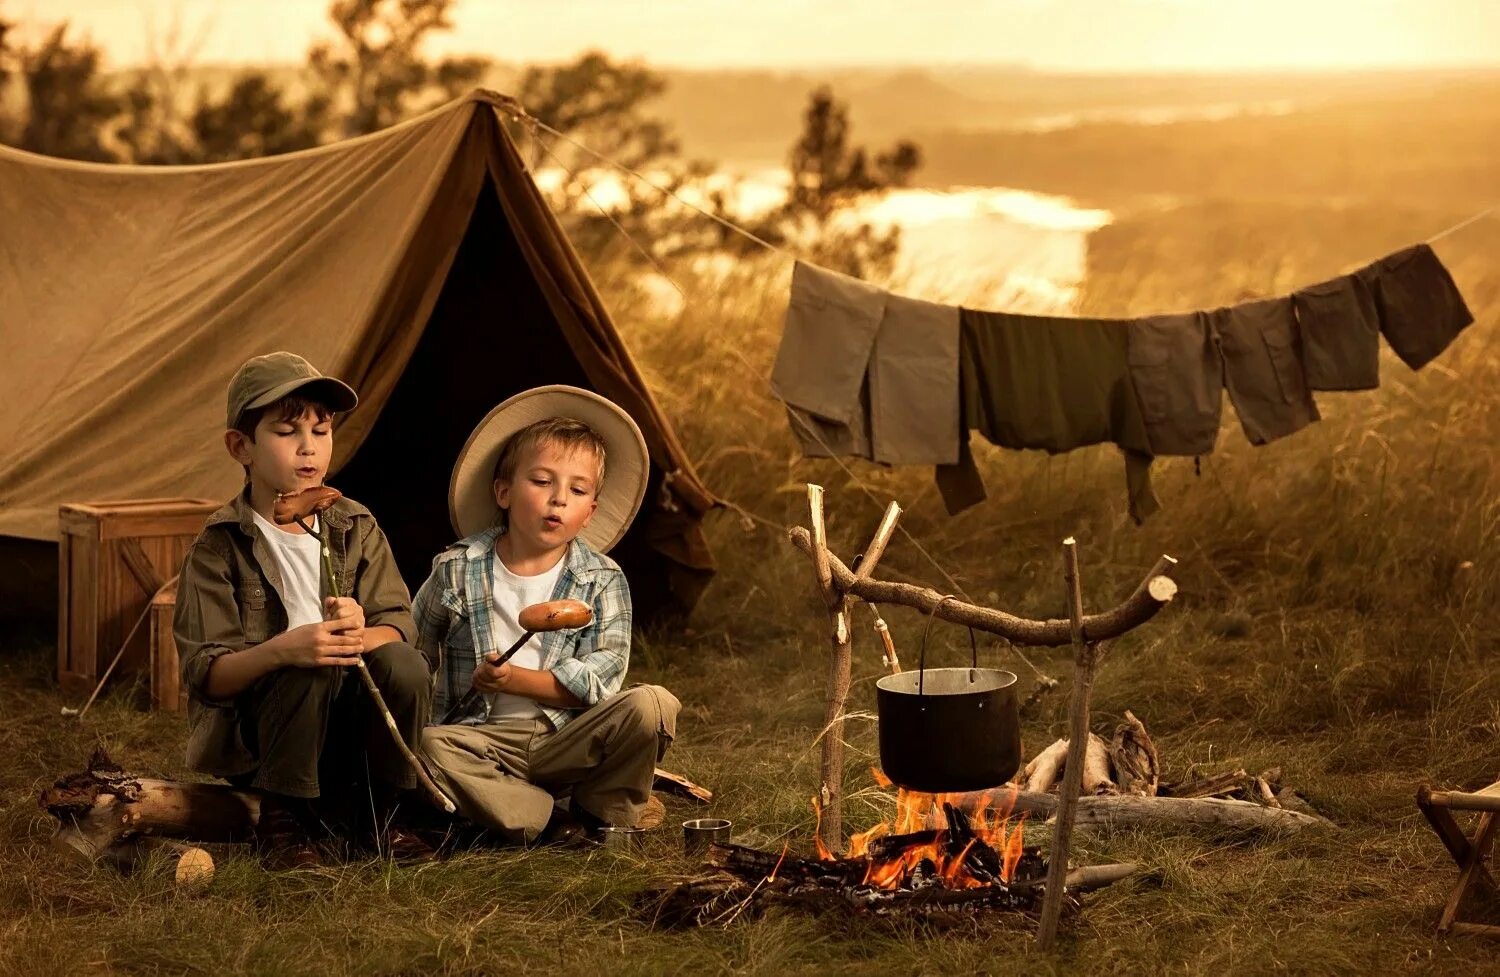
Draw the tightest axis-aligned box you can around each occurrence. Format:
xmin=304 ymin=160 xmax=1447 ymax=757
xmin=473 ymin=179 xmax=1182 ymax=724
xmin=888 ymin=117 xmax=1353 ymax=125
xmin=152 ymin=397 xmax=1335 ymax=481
xmin=917 ymin=595 xmax=980 ymax=698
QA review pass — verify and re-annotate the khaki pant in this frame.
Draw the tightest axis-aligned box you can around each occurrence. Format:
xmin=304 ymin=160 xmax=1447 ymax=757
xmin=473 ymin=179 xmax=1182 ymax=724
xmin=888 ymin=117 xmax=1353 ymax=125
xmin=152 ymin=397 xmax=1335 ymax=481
xmin=231 ymin=641 xmax=431 ymax=799
xmin=422 ymin=685 xmax=679 ymax=843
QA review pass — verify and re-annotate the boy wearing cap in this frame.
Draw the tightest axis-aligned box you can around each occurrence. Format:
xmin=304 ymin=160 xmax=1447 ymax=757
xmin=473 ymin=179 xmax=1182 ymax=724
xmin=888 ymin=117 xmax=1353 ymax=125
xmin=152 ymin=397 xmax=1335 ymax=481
xmin=174 ymin=351 xmax=432 ymax=868
xmin=415 ymin=385 xmax=680 ymax=845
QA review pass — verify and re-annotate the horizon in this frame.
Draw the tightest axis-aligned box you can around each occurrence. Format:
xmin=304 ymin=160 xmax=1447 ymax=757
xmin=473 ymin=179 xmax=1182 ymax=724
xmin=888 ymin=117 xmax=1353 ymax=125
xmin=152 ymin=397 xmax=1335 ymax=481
xmin=7 ymin=0 xmax=1500 ymax=74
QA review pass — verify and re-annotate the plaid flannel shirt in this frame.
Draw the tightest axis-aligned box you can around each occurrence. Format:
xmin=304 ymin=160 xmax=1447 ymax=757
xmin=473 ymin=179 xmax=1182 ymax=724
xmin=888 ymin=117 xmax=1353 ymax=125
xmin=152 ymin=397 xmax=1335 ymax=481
xmin=413 ymin=524 xmax=633 ymax=731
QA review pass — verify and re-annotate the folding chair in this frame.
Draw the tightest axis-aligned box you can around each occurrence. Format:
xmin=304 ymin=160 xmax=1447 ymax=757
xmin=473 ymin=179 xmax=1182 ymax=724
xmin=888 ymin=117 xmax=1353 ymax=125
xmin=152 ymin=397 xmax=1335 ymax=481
xmin=1416 ymin=778 xmax=1500 ymax=937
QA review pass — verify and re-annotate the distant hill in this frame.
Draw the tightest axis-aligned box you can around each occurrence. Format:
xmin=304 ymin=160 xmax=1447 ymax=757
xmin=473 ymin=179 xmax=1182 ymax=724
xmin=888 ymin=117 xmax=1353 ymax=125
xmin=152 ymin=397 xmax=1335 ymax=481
xmin=100 ymin=62 xmax=1500 ymax=186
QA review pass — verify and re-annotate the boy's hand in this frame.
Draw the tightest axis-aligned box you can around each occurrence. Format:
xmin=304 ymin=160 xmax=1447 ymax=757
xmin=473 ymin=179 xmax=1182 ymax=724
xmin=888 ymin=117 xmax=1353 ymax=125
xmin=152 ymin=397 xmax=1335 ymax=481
xmin=323 ymin=597 xmax=365 ymax=639
xmin=471 ymin=654 xmax=512 ymax=693
xmin=278 ymin=620 xmax=366 ymax=668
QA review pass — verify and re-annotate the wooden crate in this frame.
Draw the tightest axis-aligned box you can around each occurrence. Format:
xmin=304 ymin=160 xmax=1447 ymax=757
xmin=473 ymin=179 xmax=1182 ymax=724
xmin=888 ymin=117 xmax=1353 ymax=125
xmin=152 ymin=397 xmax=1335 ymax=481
xmin=58 ymin=499 xmax=219 ymax=697
xmin=149 ymin=578 xmax=186 ymax=712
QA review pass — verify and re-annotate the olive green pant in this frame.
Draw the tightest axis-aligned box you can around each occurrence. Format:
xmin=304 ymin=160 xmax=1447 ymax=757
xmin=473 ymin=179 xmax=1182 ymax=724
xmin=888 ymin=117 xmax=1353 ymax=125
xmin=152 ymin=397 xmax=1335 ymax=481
xmin=422 ymin=685 xmax=679 ymax=843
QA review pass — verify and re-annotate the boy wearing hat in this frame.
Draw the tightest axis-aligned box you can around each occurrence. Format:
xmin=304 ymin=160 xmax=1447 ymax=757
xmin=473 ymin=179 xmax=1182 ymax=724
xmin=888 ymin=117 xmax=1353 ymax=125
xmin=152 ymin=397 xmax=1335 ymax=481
xmin=416 ymin=385 xmax=680 ymax=844
xmin=174 ymin=352 xmax=433 ymax=868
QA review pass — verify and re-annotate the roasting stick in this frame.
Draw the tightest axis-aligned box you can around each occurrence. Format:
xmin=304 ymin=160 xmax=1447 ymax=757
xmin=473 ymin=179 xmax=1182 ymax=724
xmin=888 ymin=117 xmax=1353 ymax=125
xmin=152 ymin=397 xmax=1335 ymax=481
xmin=438 ymin=600 xmax=594 ymax=725
xmin=273 ymin=487 xmax=457 ymax=814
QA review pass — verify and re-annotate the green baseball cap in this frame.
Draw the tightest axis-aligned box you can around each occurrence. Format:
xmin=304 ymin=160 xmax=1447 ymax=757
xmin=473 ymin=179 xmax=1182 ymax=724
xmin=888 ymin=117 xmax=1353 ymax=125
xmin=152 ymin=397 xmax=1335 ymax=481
xmin=225 ymin=351 xmax=359 ymax=429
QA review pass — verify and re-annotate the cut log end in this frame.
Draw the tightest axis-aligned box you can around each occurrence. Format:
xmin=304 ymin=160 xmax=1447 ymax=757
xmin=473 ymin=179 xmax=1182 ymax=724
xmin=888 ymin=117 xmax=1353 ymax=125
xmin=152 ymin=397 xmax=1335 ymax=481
xmin=1147 ymin=576 xmax=1178 ymax=602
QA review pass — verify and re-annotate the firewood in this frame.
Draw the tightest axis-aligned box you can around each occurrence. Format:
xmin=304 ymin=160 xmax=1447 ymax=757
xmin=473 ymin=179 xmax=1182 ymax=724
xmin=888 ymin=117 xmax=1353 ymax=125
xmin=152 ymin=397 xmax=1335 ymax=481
xmin=39 ymin=752 xmax=259 ymax=858
xmin=1084 ymin=733 xmax=1116 ymax=795
xmin=1256 ymin=777 xmax=1282 ymax=808
xmin=1110 ymin=710 xmax=1160 ymax=796
xmin=1169 ymin=768 xmax=1251 ymax=799
xmin=1024 ymin=738 xmax=1069 ymax=793
xmin=652 ymin=768 xmax=713 ymax=805
xmin=935 ymin=785 xmax=1332 ymax=833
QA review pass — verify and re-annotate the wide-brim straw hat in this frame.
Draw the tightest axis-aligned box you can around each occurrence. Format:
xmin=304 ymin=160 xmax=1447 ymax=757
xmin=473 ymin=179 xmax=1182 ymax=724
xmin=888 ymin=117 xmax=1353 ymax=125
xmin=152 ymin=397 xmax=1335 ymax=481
xmin=448 ymin=385 xmax=649 ymax=553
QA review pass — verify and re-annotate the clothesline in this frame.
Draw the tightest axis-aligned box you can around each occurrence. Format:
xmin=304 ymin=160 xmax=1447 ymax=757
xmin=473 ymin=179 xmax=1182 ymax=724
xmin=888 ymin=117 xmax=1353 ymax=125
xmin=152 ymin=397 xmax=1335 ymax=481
xmin=501 ymin=101 xmax=1492 ymax=684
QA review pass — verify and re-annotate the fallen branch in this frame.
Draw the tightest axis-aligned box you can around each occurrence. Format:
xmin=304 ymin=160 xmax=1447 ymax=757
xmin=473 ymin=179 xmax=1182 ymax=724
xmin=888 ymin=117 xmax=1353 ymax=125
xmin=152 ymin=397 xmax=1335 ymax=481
xmin=945 ymin=787 xmax=1333 ymax=833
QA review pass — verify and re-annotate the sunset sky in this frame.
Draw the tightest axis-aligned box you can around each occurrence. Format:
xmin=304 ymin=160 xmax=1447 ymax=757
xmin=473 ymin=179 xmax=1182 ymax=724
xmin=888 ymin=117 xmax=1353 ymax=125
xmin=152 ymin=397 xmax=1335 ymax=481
xmin=7 ymin=0 xmax=1500 ymax=73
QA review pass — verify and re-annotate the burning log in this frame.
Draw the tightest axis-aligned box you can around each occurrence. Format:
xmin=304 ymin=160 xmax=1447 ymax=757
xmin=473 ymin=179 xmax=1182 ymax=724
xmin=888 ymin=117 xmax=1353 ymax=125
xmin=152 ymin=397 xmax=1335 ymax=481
xmin=1110 ymin=710 xmax=1161 ymax=796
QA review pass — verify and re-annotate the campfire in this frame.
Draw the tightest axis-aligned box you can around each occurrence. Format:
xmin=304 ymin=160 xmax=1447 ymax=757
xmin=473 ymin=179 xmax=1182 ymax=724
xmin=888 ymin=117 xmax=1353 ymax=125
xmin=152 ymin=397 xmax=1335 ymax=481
xmin=814 ymin=771 xmax=1031 ymax=892
xmin=638 ymin=773 xmax=1140 ymax=929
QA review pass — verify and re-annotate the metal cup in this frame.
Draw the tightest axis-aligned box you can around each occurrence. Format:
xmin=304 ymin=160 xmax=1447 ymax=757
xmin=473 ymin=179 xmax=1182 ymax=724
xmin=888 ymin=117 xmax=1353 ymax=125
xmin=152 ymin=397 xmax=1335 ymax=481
xmin=598 ymin=826 xmax=645 ymax=851
xmin=682 ymin=818 xmax=732 ymax=856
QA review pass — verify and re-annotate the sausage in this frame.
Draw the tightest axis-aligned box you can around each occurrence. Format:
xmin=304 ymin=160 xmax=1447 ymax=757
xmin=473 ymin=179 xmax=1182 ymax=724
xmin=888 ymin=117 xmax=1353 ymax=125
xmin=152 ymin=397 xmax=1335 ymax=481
xmin=272 ymin=486 xmax=344 ymax=525
xmin=518 ymin=599 xmax=593 ymax=632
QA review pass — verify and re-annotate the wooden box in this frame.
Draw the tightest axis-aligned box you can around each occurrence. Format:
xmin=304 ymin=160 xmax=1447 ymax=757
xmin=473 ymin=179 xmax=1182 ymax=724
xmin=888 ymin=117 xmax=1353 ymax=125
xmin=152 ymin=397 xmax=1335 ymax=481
xmin=57 ymin=499 xmax=219 ymax=696
xmin=149 ymin=578 xmax=186 ymax=712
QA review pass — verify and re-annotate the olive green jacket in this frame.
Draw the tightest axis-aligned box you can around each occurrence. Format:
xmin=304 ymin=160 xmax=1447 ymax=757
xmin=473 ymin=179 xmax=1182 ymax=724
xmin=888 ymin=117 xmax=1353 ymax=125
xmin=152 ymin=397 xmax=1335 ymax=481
xmin=173 ymin=489 xmax=419 ymax=777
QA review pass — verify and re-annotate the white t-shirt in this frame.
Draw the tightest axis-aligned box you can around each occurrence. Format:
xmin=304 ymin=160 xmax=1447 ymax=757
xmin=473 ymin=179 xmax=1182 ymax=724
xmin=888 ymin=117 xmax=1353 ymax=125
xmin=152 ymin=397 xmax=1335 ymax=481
xmin=485 ymin=551 xmax=566 ymax=721
xmin=250 ymin=509 xmax=326 ymax=630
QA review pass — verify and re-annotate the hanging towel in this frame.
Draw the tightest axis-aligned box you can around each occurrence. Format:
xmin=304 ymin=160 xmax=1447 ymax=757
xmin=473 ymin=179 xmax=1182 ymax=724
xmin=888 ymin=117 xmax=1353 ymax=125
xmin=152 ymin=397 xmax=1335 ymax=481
xmin=1125 ymin=311 xmax=1222 ymax=457
xmin=941 ymin=309 xmax=1160 ymax=522
xmin=772 ymin=261 xmax=960 ymax=466
xmin=1210 ymin=296 xmax=1321 ymax=445
xmin=1355 ymin=244 xmax=1473 ymax=371
xmin=1292 ymin=274 xmax=1381 ymax=391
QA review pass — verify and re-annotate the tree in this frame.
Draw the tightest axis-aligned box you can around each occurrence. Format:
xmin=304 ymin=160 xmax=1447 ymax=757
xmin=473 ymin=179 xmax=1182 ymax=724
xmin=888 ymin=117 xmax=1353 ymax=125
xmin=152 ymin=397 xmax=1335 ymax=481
xmin=189 ymin=73 xmax=329 ymax=163
xmin=16 ymin=23 xmax=121 ymax=161
xmin=514 ymin=50 xmax=712 ymax=260
xmin=777 ymin=85 xmax=923 ymax=276
xmin=308 ymin=0 xmax=488 ymax=139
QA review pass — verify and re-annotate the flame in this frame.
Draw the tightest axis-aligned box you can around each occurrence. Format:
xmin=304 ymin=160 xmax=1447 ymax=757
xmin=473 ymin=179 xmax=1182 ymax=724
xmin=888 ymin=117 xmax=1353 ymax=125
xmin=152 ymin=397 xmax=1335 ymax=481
xmin=768 ymin=841 xmax=790 ymax=883
xmin=816 ymin=778 xmax=1025 ymax=891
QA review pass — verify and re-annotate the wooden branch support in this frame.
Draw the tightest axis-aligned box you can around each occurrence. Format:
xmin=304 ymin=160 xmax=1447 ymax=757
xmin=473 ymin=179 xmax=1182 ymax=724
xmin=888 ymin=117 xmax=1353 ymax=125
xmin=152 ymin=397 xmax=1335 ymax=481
xmin=807 ymin=486 xmax=902 ymax=855
xmin=788 ymin=527 xmax=1177 ymax=646
xmin=1037 ymin=536 xmax=1092 ymax=951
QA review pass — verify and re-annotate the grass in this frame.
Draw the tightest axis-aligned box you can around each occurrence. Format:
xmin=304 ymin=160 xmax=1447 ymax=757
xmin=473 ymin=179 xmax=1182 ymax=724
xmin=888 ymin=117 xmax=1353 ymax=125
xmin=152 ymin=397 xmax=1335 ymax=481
xmin=4 ymin=113 xmax=1500 ymax=974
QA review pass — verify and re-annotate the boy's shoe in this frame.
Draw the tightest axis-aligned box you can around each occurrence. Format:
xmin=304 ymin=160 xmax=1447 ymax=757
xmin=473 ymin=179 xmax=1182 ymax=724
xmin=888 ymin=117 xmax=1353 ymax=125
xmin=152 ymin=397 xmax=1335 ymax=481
xmin=255 ymin=797 xmax=324 ymax=870
xmin=635 ymin=796 xmax=666 ymax=831
xmin=367 ymin=825 xmax=438 ymax=863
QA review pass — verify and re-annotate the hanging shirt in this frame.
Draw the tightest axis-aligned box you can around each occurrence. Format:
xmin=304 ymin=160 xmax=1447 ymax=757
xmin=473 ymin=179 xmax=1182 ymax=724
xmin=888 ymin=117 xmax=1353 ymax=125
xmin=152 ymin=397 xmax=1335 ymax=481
xmin=484 ymin=552 xmax=566 ymax=721
xmin=940 ymin=309 xmax=1161 ymax=522
xmin=1356 ymin=243 xmax=1473 ymax=371
xmin=249 ymin=509 xmax=325 ymax=629
xmin=1293 ymin=273 xmax=1381 ymax=391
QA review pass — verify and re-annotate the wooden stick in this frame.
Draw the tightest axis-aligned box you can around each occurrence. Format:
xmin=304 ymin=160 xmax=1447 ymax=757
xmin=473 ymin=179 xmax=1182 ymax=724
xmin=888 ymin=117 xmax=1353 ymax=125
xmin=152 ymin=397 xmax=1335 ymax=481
xmin=807 ymin=485 xmax=847 ymax=854
xmin=653 ymin=768 xmax=713 ymax=805
xmin=869 ymin=605 xmax=901 ymax=674
xmin=294 ymin=514 xmax=455 ymax=815
xmin=1110 ymin=710 xmax=1160 ymax=797
xmin=1172 ymin=768 xmax=1251 ymax=799
xmin=788 ymin=527 xmax=1176 ymax=646
xmin=810 ymin=492 xmax=903 ymax=857
xmin=1038 ymin=536 xmax=1092 ymax=951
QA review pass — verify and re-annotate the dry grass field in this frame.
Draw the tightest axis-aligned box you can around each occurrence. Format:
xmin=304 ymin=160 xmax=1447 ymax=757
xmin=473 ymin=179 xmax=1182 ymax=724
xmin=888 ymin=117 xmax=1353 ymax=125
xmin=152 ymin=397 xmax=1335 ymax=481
xmin=1 ymin=82 xmax=1498 ymax=976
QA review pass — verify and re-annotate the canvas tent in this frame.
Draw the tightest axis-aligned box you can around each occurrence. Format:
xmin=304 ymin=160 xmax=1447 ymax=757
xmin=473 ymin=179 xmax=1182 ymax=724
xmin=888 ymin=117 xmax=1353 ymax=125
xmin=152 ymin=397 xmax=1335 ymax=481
xmin=0 ymin=89 xmax=718 ymax=613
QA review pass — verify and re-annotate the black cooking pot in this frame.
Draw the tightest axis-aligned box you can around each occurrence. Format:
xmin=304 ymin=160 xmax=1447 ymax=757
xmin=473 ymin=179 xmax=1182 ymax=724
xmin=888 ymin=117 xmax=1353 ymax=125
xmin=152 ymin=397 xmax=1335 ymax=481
xmin=875 ymin=603 xmax=1020 ymax=793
